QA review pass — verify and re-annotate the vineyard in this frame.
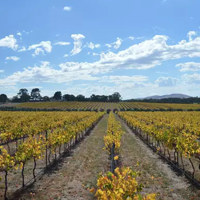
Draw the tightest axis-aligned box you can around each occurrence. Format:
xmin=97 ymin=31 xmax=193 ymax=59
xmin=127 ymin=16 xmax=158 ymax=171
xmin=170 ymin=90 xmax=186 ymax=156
xmin=15 ymin=102 xmax=119 ymax=111
xmin=0 ymin=111 xmax=103 ymax=199
xmin=0 ymin=109 xmax=199 ymax=199
xmin=93 ymin=113 xmax=156 ymax=200
xmin=118 ymin=111 xmax=200 ymax=186
xmin=2 ymin=101 xmax=200 ymax=111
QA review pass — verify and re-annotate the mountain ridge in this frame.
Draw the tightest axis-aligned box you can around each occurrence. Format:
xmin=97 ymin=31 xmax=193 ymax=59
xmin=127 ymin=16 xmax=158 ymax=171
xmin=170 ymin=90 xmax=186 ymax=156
xmin=142 ymin=93 xmax=191 ymax=100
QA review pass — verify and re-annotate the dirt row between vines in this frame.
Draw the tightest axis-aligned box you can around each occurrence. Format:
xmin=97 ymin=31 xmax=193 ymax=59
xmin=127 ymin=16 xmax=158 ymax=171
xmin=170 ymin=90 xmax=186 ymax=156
xmin=15 ymin=115 xmax=109 ymax=200
xmin=118 ymin=116 xmax=200 ymax=200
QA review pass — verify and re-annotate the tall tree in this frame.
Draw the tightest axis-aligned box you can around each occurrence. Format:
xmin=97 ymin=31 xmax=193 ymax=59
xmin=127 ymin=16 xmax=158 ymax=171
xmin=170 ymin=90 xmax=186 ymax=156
xmin=53 ymin=91 xmax=62 ymax=101
xmin=63 ymin=94 xmax=76 ymax=101
xmin=31 ymin=88 xmax=41 ymax=101
xmin=43 ymin=96 xmax=50 ymax=101
xmin=76 ymin=94 xmax=85 ymax=101
xmin=0 ymin=94 xmax=8 ymax=102
xmin=18 ymin=88 xmax=30 ymax=102
xmin=109 ymin=92 xmax=121 ymax=102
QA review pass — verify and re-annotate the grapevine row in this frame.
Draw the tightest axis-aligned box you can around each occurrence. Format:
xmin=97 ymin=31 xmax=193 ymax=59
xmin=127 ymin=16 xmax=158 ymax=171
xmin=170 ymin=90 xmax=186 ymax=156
xmin=0 ymin=111 xmax=92 ymax=144
xmin=118 ymin=111 xmax=200 ymax=186
xmin=0 ymin=111 xmax=104 ymax=200
xmin=93 ymin=112 xmax=156 ymax=200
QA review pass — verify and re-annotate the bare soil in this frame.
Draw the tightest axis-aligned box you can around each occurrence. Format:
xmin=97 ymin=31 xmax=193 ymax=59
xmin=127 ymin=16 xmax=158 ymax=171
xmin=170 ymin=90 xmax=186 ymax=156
xmin=13 ymin=115 xmax=109 ymax=200
xmin=119 ymin=117 xmax=200 ymax=200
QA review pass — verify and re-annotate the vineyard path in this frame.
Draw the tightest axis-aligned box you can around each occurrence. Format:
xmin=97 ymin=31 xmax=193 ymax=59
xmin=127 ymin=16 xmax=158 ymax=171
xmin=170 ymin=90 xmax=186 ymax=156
xmin=15 ymin=114 xmax=109 ymax=200
xmin=118 ymin=115 xmax=200 ymax=200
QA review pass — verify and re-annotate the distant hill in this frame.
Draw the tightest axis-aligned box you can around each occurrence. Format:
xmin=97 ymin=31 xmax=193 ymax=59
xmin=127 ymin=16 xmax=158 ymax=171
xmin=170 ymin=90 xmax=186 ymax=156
xmin=143 ymin=93 xmax=191 ymax=100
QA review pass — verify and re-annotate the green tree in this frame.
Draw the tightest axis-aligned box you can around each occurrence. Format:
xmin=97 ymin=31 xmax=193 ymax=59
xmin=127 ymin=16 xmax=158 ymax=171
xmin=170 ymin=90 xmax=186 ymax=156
xmin=0 ymin=94 xmax=8 ymax=102
xmin=31 ymin=88 xmax=41 ymax=101
xmin=53 ymin=91 xmax=62 ymax=101
xmin=18 ymin=88 xmax=30 ymax=102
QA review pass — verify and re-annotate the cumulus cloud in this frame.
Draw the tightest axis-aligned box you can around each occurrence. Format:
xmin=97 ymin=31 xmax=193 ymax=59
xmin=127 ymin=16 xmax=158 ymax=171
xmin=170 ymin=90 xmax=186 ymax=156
xmin=99 ymin=31 xmax=200 ymax=70
xmin=176 ymin=62 xmax=200 ymax=72
xmin=2 ymin=31 xmax=200 ymax=92
xmin=0 ymin=61 xmax=98 ymax=86
xmin=182 ymin=73 xmax=200 ymax=84
xmin=87 ymin=42 xmax=100 ymax=50
xmin=100 ymin=75 xmax=148 ymax=84
xmin=155 ymin=77 xmax=177 ymax=87
xmin=54 ymin=41 xmax=70 ymax=46
xmin=18 ymin=46 xmax=26 ymax=52
xmin=187 ymin=31 xmax=196 ymax=41
xmin=114 ymin=37 xmax=122 ymax=49
xmin=5 ymin=56 xmax=20 ymax=61
xmin=71 ymin=34 xmax=85 ymax=55
xmin=0 ymin=35 xmax=18 ymax=50
xmin=63 ymin=6 xmax=71 ymax=11
xmin=28 ymin=41 xmax=52 ymax=56
xmin=106 ymin=37 xmax=123 ymax=49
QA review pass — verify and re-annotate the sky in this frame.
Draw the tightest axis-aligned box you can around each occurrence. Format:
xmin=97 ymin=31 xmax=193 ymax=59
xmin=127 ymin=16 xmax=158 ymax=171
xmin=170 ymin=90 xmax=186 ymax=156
xmin=1 ymin=0 xmax=200 ymax=99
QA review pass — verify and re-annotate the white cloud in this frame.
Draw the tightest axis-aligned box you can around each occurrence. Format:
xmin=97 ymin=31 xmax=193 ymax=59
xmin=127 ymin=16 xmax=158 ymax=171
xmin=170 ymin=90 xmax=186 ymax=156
xmin=92 ymin=52 xmax=100 ymax=56
xmin=176 ymin=62 xmax=200 ymax=72
xmin=71 ymin=34 xmax=85 ymax=55
xmin=64 ymin=54 xmax=69 ymax=58
xmin=63 ymin=6 xmax=71 ymax=11
xmin=128 ymin=36 xmax=134 ymax=40
xmin=182 ymin=73 xmax=200 ymax=84
xmin=2 ymin=31 xmax=200 ymax=98
xmin=187 ymin=31 xmax=196 ymax=41
xmin=87 ymin=42 xmax=100 ymax=50
xmin=28 ymin=41 xmax=52 ymax=56
xmin=0 ymin=35 xmax=18 ymax=50
xmin=54 ymin=41 xmax=70 ymax=46
xmin=0 ymin=70 xmax=4 ymax=73
xmin=33 ymin=48 xmax=44 ymax=56
xmin=155 ymin=77 xmax=177 ymax=87
xmin=17 ymin=32 xmax=22 ymax=36
xmin=18 ymin=46 xmax=26 ymax=52
xmin=0 ymin=61 xmax=98 ymax=86
xmin=101 ymin=75 xmax=148 ymax=84
xmin=114 ymin=37 xmax=122 ymax=49
xmin=99 ymin=31 xmax=200 ymax=70
xmin=3 ymin=31 xmax=200 ymax=86
xmin=5 ymin=56 xmax=20 ymax=61
xmin=106 ymin=37 xmax=123 ymax=49
xmin=16 ymin=32 xmax=22 ymax=40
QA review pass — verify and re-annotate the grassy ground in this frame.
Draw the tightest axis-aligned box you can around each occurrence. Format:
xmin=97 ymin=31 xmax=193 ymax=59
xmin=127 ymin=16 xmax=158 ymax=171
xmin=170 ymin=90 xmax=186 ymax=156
xmin=118 ymin=116 xmax=200 ymax=200
xmin=15 ymin=115 xmax=109 ymax=200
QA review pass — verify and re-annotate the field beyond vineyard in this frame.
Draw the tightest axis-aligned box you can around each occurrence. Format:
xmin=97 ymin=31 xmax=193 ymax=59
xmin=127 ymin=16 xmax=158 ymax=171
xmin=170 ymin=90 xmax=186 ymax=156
xmin=9 ymin=101 xmax=200 ymax=111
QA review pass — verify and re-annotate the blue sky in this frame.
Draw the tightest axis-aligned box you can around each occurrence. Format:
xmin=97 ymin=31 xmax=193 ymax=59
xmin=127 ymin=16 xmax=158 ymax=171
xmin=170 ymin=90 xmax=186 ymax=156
xmin=1 ymin=0 xmax=200 ymax=99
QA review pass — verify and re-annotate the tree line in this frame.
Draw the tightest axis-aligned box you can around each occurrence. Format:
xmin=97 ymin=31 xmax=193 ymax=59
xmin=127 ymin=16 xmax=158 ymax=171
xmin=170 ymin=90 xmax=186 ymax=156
xmin=0 ymin=88 xmax=122 ymax=103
